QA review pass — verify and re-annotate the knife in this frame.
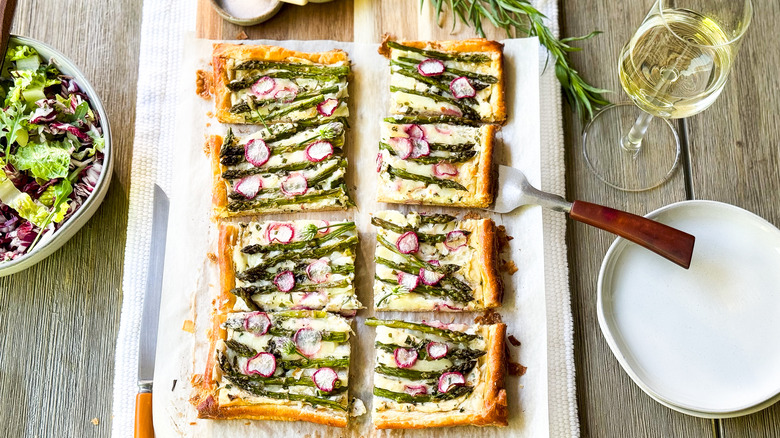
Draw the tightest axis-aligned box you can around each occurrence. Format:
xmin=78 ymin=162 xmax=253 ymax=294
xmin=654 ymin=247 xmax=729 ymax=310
xmin=135 ymin=185 xmax=170 ymax=438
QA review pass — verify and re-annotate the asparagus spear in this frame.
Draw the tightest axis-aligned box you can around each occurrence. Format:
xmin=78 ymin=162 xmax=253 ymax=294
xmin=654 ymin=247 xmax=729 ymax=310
xmin=232 ymin=279 xmax=351 ymax=296
xmin=379 ymin=142 xmax=477 ymax=165
xmin=376 ymin=275 xmax=472 ymax=304
xmin=386 ymin=166 xmax=468 ymax=191
xmin=225 ymin=340 xmax=257 ymax=357
xmin=386 ymin=41 xmax=490 ymax=63
xmin=375 ymin=234 xmax=454 ymax=274
xmin=396 ymin=56 xmax=498 ymax=84
xmin=391 ymin=60 xmax=489 ymax=92
xmin=418 ymin=213 xmax=458 ymax=224
xmin=226 ymin=72 xmax=341 ymax=91
xmin=373 ymin=386 xmax=473 ymax=404
xmin=237 ymin=235 xmax=358 ymax=280
xmin=374 ymin=360 xmax=476 ymax=380
xmin=365 ymin=318 xmax=479 ymax=343
xmin=233 ymin=60 xmax=351 ymax=76
xmin=389 ymin=85 xmax=479 ymax=120
xmin=371 ymin=217 xmax=470 ymax=244
xmin=375 ymin=341 xmax=486 ymax=361
xmin=384 ymin=115 xmax=481 ymax=127
xmin=241 ymin=221 xmax=355 ymax=254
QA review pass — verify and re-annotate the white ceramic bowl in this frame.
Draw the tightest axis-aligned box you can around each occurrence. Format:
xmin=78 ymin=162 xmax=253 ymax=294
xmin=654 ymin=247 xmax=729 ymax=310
xmin=0 ymin=35 xmax=113 ymax=277
xmin=598 ymin=200 xmax=780 ymax=418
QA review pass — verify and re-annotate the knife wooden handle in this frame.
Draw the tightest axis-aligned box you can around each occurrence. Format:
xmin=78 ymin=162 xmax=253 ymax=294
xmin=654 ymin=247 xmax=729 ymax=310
xmin=0 ymin=0 xmax=17 ymax=56
xmin=134 ymin=392 xmax=154 ymax=438
xmin=569 ymin=200 xmax=695 ymax=269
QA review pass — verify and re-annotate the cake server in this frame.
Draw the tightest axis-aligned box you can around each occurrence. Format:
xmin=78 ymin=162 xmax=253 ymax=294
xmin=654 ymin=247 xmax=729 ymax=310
xmin=135 ymin=185 xmax=170 ymax=437
xmin=492 ymin=165 xmax=695 ymax=269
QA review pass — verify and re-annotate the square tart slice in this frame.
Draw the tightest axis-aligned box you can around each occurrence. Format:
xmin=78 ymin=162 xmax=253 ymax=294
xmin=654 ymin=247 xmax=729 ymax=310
xmin=365 ymin=318 xmax=508 ymax=429
xmin=209 ymin=121 xmax=352 ymax=217
xmin=380 ymin=38 xmax=505 ymax=124
xmin=212 ymin=43 xmax=350 ymax=124
xmin=371 ymin=211 xmax=502 ymax=311
xmin=192 ymin=310 xmax=354 ymax=427
xmin=376 ymin=120 xmax=495 ymax=208
xmin=219 ymin=220 xmax=362 ymax=313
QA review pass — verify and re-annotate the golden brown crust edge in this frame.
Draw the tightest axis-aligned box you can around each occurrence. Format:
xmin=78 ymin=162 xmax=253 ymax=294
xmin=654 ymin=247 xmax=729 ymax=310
xmin=209 ymin=135 xmax=229 ymax=219
xmin=474 ymin=124 xmax=497 ymax=208
xmin=195 ymin=395 xmax=348 ymax=427
xmin=212 ymin=43 xmax=349 ymax=124
xmin=373 ymin=323 xmax=508 ymax=428
xmin=476 ymin=218 xmax=503 ymax=308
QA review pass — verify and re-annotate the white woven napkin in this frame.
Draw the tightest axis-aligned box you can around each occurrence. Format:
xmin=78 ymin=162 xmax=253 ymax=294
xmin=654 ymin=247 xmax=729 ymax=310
xmin=114 ymin=0 xmax=577 ymax=437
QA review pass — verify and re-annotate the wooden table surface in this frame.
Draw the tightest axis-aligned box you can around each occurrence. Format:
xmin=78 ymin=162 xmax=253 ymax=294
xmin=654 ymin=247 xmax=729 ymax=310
xmin=1 ymin=0 xmax=778 ymax=436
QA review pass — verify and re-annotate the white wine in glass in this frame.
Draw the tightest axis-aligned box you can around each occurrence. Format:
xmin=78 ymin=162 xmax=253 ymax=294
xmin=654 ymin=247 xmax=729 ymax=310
xmin=583 ymin=0 xmax=752 ymax=191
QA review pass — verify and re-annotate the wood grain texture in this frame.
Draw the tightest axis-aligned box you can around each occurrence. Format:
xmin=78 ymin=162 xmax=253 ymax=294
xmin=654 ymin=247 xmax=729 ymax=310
xmin=0 ymin=0 xmax=141 ymax=436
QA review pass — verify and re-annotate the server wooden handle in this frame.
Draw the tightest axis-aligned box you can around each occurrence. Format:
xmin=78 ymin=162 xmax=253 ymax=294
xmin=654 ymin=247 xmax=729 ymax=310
xmin=570 ymin=200 xmax=695 ymax=269
xmin=134 ymin=392 xmax=154 ymax=438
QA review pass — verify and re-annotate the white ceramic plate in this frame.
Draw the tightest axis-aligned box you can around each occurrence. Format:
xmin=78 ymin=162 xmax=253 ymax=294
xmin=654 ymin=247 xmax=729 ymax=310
xmin=598 ymin=200 xmax=780 ymax=417
xmin=0 ymin=36 xmax=113 ymax=277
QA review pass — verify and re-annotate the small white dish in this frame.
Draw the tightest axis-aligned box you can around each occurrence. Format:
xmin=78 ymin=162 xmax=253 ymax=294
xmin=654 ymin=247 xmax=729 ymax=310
xmin=598 ymin=200 xmax=780 ymax=417
xmin=0 ymin=36 xmax=113 ymax=277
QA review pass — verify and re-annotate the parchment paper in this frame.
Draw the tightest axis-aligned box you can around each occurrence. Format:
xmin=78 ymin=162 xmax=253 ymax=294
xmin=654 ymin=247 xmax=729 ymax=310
xmin=152 ymin=35 xmax=549 ymax=437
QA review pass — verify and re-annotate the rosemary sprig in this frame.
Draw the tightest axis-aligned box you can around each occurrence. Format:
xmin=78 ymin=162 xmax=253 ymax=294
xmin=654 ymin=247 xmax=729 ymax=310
xmin=423 ymin=0 xmax=611 ymax=120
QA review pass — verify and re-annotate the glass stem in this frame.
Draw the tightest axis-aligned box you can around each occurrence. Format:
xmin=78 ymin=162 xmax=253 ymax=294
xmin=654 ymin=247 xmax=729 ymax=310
xmin=620 ymin=111 xmax=654 ymax=154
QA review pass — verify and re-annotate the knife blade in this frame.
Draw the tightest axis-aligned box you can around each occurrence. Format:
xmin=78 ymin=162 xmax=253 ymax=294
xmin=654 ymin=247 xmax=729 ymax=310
xmin=135 ymin=184 xmax=170 ymax=438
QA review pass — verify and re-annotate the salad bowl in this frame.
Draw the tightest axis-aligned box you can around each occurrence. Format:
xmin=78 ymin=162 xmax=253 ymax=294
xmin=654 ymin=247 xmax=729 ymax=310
xmin=0 ymin=35 xmax=113 ymax=277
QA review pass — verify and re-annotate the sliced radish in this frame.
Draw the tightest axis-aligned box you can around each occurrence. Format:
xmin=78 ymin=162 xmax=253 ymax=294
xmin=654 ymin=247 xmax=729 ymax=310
xmin=250 ymin=76 xmax=275 ymax=96
xmin=433 ymin=161 xmax=458 ymax=177
xmin=426 ymin=341 xmax=449 ymax=360
xmin=438 ymin=371 xmax=466 ymax=393
xmin=246 ymin=352 xmax=276 ymax=377
xmin=417 ymin=59 xmax=445 ymax=77
xmin=306 ymin=259 xmax=332 ymax=283
xmin=405 ymin=124 xmax=425 ymax=139
xmin=393 ymin=347 xmax=418 ymax=368
xmin=389 ymin=137 xmax=413 ymax=159
xmin=409 ymin=139 xmax=430 ymax=159
xmin=312 ymin=367 xmax=339 ymax=392
xmin=319 ymin=220 xmax=330 ymax=234
xmin=234 ymin=175 xmax=263 ymax=199
xmin=404 ymin=384 xmax=428 ymax=396
xmin=244 ymin=311 xmax=271 ymax=335
xmin=304 ymin=140 xmax=334 ymax=162
xmin=397 ymin=271 xmax=420 ymax=291
xmin=423 ymin=320 xmax=449 ymax=329
xmin=280 ymin=172 xmax=308 ymax=196
xmin=274 ymin=87 xmax=298 ymax=103
xmin=419 ymin=268 xmax=445 ymax=286
xmin=294 ymin=327 xmax=322 ymax=358
xmin=434 ymin=125 xmax=452 ymax=135
xmin=244 ymin=139 xmax=270 ymax=167
xmin=297 ymin=291 xmax=326 ymax=309
xmin=444 ymin=230 xmax=467 ymax=251
xmin=437 ymin=302 xmax=463 ymax=311
xmin=316 ymin=98 xmax=339 ymax=117
xmin=267 ymin=222 xmax=295 ymax=244
xmin=449 ymin=77 xmax=476 ymax=99
xmin=376 ymin=152 xmax=383 ymax=172
xmin=273 ymin=270 xmax=296 ymax=292
xmin=440 ymin=106 xmax=463 ymax=117
xmin=396 ymin=231 xmax=419 ymax=254
xmin=428 ymin=259 xmax=440 ymax=266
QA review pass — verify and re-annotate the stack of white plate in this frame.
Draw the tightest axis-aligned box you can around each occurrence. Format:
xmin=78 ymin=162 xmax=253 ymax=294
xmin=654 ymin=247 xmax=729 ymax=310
xmin=597 ymin=200 xmax=780 ymax=418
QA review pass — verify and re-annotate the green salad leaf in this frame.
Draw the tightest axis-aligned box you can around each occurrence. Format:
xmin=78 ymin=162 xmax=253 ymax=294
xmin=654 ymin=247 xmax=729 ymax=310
xmin=5 ymin=46 xmax=38 ymax=62
xmin=9 ymin=141 xmax=71 ymax=181
xmin=5 ymin=68 xmax=59 ymax=108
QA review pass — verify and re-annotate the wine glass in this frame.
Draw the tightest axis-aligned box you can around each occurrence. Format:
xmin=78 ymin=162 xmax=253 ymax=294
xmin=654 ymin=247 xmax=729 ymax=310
xmin=582 ymin=0 xmax=753 ymax=191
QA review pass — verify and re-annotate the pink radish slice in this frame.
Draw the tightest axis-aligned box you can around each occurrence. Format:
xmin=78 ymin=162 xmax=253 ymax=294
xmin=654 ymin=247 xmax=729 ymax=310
xmin=426 ymin=342 xmax=449 ymax=360
xmin=393 ymin=347 xmax=418 ymax=368
xmin=449 ymin=77 xmax=476 ymax=99
xmin=444 ymin=230 xmax=467 ymax=251
xmin=316 ymin=98 xmax=339 ymax=117
xmin=294 ymin=327 xmax=322 ymax=358
xmin=306 ymin=259 xmax=332 ymax=283
xmin=273 ymin=270 xmax=296 ymax=292
xmin=405 ymin=124 xmax=425 ymax=139
xmin=409 ymin=139 xmax=430 ymax=159
xmin=244 ymin=139 xmax=271 ymax=167
xmin=422 ymin=320 xmax=448 ymax=329
xmin=304 ymin=140 xmax=334 ymax=162
xmin=397 ymin=271 xmax=420 ymax=291
xmin=274 ymin=87 xmax=298 ymax=103
xmin=376 ymin=152 xmax=383 ymax=172
xmin=434 ymin=125 xmax=452 ymax=135
xmin=438 ymin=372 xmax=466 ymax=393
xmin=280 ymin=173 xmax=308 ymax=196
xmin=298 ymin=291 xmax=326 ymax=309
xmin=244 ymin=311 xmax=272 ymax=335
xmin=433 ymin=161 xmax=458 ymax=177
xmin=437 ymin=303 xmax=462 ymax=311
xmin=419 ymin=268 xmax=445 ymax=286
xmin=440 ymin=106 xmax=463 ymax=117
xmin=267 ymin=222 xmax=295 ymax=244
xmin=396 ymin=231 xmax=419 ymax=254
xmin=246 ymin=352 xmax=276 ymax=377
xmin=250 ymin=76 xmax=276 ymax=96
xmin=389 ymin=137 xmax=413 ymax=159
xmin=404 ymin=384 xmax=428 ymax=396
xmin=312 ymin=367 xmax=339 ymax=392
xmin=234 ymin=175 xmax=263 ymax=199
xmin=417 ymin=59 xmax=445 ymax=76
xmin=319 ymin=220 xmax=330 ymax=234
xmin=340 ymin=309 xmax=357 ymax=318
xmin=428 ymin=259 xmax=440 ymax=266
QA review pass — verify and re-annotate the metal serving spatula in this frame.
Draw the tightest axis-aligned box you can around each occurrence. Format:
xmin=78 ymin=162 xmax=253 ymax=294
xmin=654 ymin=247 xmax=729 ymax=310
xmin=492 ymin=165 xmax=695 ymax=269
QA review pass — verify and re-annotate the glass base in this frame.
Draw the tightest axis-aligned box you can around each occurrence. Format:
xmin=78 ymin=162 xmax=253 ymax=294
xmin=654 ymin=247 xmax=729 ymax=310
xmin=582 ymin=103 xmax=680 ymax=192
